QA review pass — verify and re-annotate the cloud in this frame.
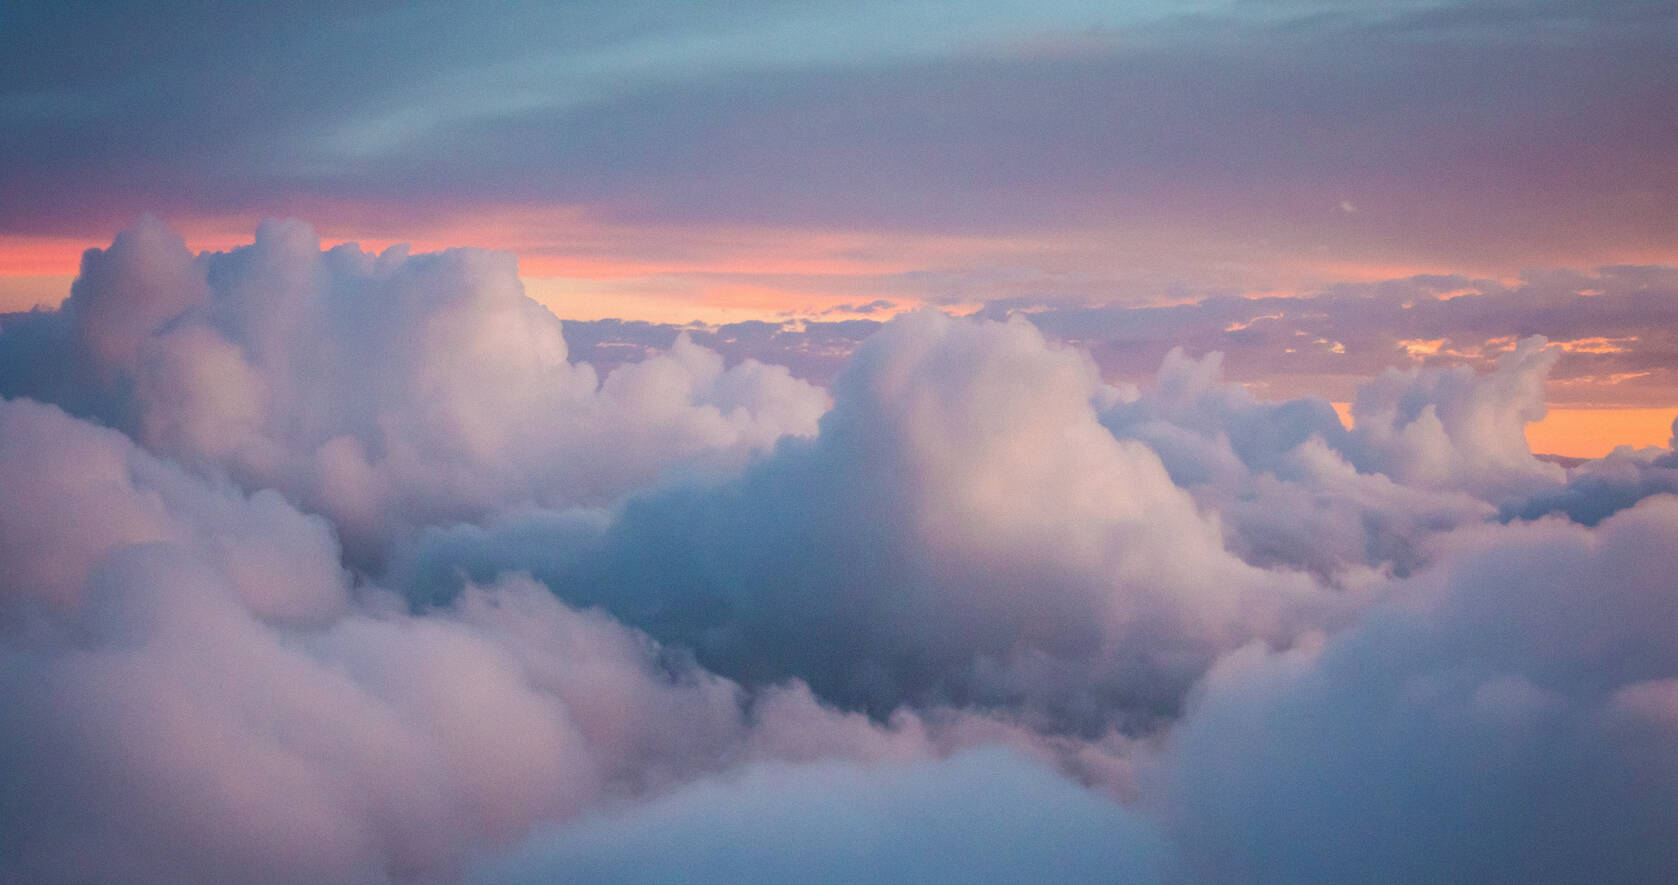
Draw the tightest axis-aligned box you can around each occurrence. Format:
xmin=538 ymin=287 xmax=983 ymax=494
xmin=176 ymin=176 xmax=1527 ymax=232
xmin=554 ymin=265 xmax=1678 ymax=407
xmin=5 ymin=0 xmax=1673 ymax=284
xmin=0 ymin=396 xmax=347 ymax=623
xmin=1504 ymin=435 xmax=1678 ymax=525
xmin=0 ymin=372 xmax=1151 ymax=882
xmin=1157 ymin=495 xmax=1678 ymax=882
xmin=1098 ymin=346 xmax=1499 ymax=581
xmin=0 ymin=218 xmax=829 ymax=559
xmin=473 ymin=749 xmax=1176 ymax=885
xmin=427 ymin=309 xmax=1330 ymax=730
xmin=0 ymin=393 xmax=1009 ymax=881
xmin=8 ymin=219 xmax=1678 ymax=883
xmin=1343 ymin=335 xmax=1565 ymax=502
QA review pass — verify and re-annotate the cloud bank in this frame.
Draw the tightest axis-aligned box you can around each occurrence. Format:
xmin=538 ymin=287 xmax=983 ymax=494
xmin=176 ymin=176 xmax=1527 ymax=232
xmin=0 ymin=217 xmax=827 ymax=560
xmin=4 ymin=220 xmax=1678 ymax=883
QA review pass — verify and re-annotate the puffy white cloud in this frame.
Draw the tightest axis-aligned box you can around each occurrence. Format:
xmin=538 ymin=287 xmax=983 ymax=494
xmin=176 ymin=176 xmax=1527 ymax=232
xmin=0 ymin=391 xmax=1144 ymax=883
xmin=1 ymin=218 xmax=829 ymax=559
xmin=1097 ymin=340 xmax=1580 ymax=582
xmin=1346 ymin=335 xmax=1565 ymax=502
xmin=499 ymin=310 xmax=1329 ymax=728
xmin=0 ymin=396 xmax=348 ymax=623
xmin=8 ymin=220 xmax=1678 ymax=884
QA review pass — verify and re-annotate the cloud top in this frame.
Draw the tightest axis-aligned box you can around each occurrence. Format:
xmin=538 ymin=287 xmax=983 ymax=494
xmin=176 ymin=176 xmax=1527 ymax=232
xmin=3 ymin=219 xmax=1678 ymax=883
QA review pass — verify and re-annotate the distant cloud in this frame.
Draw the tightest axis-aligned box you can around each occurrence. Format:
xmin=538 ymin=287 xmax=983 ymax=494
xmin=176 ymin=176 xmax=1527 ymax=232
xmin=556 ymin=265 xmax=1678 ymax=406
xmin=820 ymin=299 xmax=897 ymax=316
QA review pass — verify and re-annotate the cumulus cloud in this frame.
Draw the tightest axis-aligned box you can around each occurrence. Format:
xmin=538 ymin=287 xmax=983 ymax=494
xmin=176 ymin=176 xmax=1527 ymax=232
xmin=416 ymin=310 xmax=1330 ymax=731
xmin=1104 ymin=348 xmax=1457 ymax=578
xmin=0 ymin=396 xmax=348 ymax=624
xmin=1346 ymin=335 xmax=1564 ymax=502
xmin=1503 ymin=420 xmax=1678 ymax=525
xmin=8 ymin=220 xmax=1678 ymax=883
xmin=0 ymin=218 xmax=828 ymax=559
xmin=0 ymin=367 xmax=1148 ymax=882
xmin=0 ymin=394 xmax=1058 ymax=882
xmin=1158 ymin=496 xmax=1678 ymax=883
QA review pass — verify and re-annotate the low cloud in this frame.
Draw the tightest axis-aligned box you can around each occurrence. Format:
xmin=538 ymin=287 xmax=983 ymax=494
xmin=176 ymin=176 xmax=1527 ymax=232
xmin=475 ymin=749 xmax=1176 ymax=885
xmin=0 ymin=217 xmax=829 ymax=560
xmin=5 ymin=220 xmax=1678 ymax=882
xmin=1160 ymin=496 xmax=1678 ymax=882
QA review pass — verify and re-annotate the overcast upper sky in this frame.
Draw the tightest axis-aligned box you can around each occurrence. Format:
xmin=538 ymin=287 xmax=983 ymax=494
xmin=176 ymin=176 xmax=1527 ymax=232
xmin=3 ymin=1 xmax=1674 ymax=305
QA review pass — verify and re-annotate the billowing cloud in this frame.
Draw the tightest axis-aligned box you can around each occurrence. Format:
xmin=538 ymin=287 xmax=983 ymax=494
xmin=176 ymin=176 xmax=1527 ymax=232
xmin=0 ymin=391 xmax=1102 ymax=882
xmin=0 ymin=217 xmax=829 ymax=559
xmin=6 ymin=220 xmax=1678 ymax=883
xmin=1159 ymin=496 xmax=1678 ymax=883
xmin=0 ymin=396 xmax=347 ymax=623
xmin=465 ymin=309 xmax=1331 ymax=730
xmin=1098 ymin=346 xmax=1500 ymax=581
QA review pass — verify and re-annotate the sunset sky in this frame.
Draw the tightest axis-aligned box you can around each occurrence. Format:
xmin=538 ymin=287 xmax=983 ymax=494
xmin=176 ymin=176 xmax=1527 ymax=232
xmin=4 ymin=5 xmax=1678 ymax=883
xmin=4 ymin=0 xmax=1676 ymax=453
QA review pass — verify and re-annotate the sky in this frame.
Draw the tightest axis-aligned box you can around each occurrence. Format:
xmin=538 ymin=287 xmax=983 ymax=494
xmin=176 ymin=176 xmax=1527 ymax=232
xmin=3 ymin=3 xmax=1678 ymax=883
xmin=4 ymin=0 xmax=1678 ymax=456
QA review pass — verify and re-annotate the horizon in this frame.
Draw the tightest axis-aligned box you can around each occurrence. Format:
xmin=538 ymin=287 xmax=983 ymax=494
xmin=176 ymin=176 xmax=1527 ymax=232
xmin=8 ymin=218 xmax=1677 ymax=458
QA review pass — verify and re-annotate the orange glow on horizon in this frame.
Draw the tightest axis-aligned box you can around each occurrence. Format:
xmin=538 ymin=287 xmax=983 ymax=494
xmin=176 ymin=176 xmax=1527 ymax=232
xmin=1331 ymin=402 xmax=1677 ymax=459
xmin=0 ymin=210 xmax=1044 ymax=322
xmin=1525 ymin=408 xmax=1677 ymax=459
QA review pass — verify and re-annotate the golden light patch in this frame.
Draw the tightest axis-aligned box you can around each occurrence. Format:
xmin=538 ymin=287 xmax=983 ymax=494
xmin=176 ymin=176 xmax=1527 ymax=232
xmin=1555 ymin=336 xmax=1637 ymax=354
xmin=521 ymin=275 xmax=918 ymax=325
xmin=1398 ymin=338 xmax=1447 ymax=357
xmin=1332 ymin=402 xmax=1678 ymax=459
xmin=1223 ymin=313 xmax=1284 ymax=332
xmin=1527 ymin=409 xmax=1677 ymax=458
xmin=0 ymin=275 xmax=74 ymax=312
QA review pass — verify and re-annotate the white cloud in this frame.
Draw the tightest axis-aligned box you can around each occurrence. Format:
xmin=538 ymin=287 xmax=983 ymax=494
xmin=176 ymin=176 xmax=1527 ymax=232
xmin=5 ymin=218 xmax=829 ymax=559
xmin=5 ymin=220 xmax=1678 ymax=883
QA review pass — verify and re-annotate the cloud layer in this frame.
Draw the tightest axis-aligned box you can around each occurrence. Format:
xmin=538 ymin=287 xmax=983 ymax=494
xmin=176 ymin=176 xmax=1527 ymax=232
xmin=4 ymin=220 xmax=1678 ymax=882
xmin=1 ymin=217 xmax=827 ymax=559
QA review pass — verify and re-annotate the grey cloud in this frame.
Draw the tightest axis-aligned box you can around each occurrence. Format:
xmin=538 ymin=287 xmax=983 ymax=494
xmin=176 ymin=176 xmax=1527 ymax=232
xmin=4 ymin=0 xmax=1672 ymax=279
xmin=1159 ymin=495 xmax=1678 ymax=883
xmin=1097 ymin=346 xmax=1502 ymax=581
xmin=463 ymin=310 xmax=1332 ymax=730
xmin=0 ymin=393 xmax=1100 ymax=882
xmin=474 ymin=749 xmax=1176 ymax=885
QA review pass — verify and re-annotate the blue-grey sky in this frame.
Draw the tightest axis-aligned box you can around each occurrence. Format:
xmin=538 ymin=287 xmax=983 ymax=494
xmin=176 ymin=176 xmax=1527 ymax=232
xmin=3 ymin=0 xmax=1673 ymax=304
